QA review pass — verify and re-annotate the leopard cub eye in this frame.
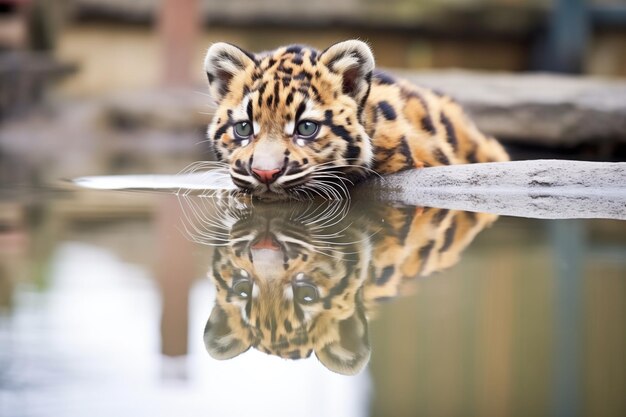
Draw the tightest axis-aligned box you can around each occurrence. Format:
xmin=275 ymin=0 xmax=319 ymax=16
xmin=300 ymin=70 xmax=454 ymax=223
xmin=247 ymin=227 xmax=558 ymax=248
xmin=292 ymin=279 xmax=319 ymax=305
xmin=234 ymin=121 xmax=252 ymax=140
xmin=233 ymin=279 xmax=252 ymax=299
xmin=296 ymin=121 xmax=319 ymax=139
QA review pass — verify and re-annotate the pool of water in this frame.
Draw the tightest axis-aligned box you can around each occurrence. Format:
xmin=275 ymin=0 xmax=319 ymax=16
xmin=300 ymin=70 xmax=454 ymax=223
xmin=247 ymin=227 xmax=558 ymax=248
xmin=0 ymin=184 xmax=625 ymax=417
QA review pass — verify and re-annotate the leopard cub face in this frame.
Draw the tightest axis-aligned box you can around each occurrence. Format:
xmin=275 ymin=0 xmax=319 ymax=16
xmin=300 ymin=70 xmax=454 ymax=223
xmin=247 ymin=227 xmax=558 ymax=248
xmin=204 ymin=40 xmax=375 ymax=200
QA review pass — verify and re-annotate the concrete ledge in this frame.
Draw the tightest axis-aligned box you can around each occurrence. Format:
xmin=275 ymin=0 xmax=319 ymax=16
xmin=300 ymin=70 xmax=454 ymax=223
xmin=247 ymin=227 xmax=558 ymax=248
xmin=365 ymin=160 xmax=626 ymax=220
xmin=73 ymin=160 xmax=626 ymax=220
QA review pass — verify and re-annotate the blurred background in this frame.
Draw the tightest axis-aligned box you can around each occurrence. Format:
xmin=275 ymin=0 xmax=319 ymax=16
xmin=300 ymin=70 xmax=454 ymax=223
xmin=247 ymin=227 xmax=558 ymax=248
xmin=0 ymin=0 xmax=625 ymax=183
xmin=0 ymin=1 xmax=625 ymax=416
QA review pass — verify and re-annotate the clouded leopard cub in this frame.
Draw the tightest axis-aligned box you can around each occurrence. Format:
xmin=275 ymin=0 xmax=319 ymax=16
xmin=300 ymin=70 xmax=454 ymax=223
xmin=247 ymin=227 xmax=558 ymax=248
xmin=205 ymin=40 xmax=508 ymax=200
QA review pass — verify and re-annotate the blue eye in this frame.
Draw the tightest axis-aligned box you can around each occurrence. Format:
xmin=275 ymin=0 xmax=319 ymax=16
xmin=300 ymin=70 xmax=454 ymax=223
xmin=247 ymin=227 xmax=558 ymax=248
xmin=234 ymin=121 xmax=252 ymax=139
xmin=296 ymin=121 xmax=319 ymax=139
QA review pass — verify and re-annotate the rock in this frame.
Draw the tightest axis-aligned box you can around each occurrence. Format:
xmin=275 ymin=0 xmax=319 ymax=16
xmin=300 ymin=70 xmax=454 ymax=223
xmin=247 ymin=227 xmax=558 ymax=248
xmin=397 ymin=70 xmax=626 ymax=146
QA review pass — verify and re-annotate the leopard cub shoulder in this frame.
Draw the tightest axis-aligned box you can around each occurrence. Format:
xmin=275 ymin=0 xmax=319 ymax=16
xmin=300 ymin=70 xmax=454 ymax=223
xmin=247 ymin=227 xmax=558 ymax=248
xmin=204 ymin=40 xmax=508 ymax=199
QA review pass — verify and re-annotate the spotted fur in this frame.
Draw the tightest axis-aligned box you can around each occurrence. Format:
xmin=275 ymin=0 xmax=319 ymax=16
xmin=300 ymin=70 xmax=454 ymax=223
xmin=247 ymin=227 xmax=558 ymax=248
xmin=192 ymin=198 xmax=498 ymax=374
xmin=204 ymin=40 xmax=509 ymax=199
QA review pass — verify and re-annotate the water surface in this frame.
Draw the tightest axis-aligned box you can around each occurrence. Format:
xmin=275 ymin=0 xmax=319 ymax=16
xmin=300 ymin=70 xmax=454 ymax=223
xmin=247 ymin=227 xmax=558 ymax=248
xmin=0 ymin=184 xmax=624 ymax=417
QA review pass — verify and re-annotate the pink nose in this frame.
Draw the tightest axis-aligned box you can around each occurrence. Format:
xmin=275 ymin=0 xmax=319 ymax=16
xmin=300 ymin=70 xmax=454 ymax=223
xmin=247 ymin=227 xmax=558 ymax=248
xmin=252 ymin=168 xmax=281 ymax=184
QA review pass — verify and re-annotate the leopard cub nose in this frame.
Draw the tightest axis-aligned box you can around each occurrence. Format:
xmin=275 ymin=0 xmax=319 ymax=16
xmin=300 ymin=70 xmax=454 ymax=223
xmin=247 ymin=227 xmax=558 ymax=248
xmin=252 ymin=168 xmax=281 ymax=184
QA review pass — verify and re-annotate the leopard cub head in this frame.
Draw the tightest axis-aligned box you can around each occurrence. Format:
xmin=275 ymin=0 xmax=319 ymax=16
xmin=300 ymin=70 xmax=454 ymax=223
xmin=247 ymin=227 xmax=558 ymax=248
xmin=204 ymin=40 xmax=375 ymax=200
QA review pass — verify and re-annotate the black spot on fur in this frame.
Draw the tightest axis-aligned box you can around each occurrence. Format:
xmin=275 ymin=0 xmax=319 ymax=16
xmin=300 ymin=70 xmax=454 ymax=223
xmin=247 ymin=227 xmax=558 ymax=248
xmin=287 ymin=350 xmax=301 ymax=359
xmin=246 ymin=100 xmax=253 ymax=122
xmin=323 ymin=110 xmax=356 ymax=145
xmin=421 ymin=116 xmax=436 ymax=134
xmin=417 ymin=240 xmax=436 ymax=274
xmin=286 ymin=45 xmax=303 ymax=54
xmin=310 ymin=85 xmax=322 ymax=103
xmin=213 ymin=109 xmax=233 ymax=141
xmin=378 ymin=101 xmax=397 ymax=121
xmin=346 ymin=144 xmax=360 ymax=161
xmin=439 ymin=219 xmax=457 ymax=253
xmin=295 ymin=101 xmax=306 ymax=121
xmin=276 ymin=335 xmax=289 ymax=349
xmin=396 ymin=206 xmax=414 ymax=244
xmin=404 ymin=89 xmax=437 ymax=135
xmin=257 ymin=82 xmax=267 ymax=107
xmin=278 ymin=64 xmax=293 ymax=75
xmin=293 ymin=71 xmax=310 ymax=81
xmin=213 ymin=123 xmax=229 ymax=141
xmin=284 ymin=319 xmax=293 ymax=333
xmin=285 ymin=92 xmax=294 ymax=106
xmin=440 ymin=112 xmax=458 ymax=151
xmin=399 ymin=136 xmax=414 ymax=168
xmin=323 ymin=262 xmax=355 ymax=310
xmin=466 ymin=146 xmax=479 ymax=163
xmin=434 ymin=149 xmax=450 ymax=165
xmin=377 ymin=265 xmax=395 ymax=285
xmin=431 ymin=209 xmax=449 ymax=225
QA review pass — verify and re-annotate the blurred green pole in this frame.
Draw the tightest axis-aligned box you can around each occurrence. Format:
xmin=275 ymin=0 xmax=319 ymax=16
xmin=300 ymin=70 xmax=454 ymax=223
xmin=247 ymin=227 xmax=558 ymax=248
xmin=546 ymin=0 xmax=590 ymax=73
xmin=550 ymin=220 xmax=584 ymax=417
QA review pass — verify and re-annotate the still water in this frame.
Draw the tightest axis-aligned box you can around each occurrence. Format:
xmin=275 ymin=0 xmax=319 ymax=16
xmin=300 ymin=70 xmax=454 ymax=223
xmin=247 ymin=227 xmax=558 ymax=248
xmin=0 ymin=186 xmax=625 ymax=417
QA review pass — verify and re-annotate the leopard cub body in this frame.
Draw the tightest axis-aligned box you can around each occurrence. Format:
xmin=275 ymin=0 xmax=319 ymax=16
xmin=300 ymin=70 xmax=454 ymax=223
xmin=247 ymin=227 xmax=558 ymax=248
xmin=205 ymin=40 xmax=508 ymax=199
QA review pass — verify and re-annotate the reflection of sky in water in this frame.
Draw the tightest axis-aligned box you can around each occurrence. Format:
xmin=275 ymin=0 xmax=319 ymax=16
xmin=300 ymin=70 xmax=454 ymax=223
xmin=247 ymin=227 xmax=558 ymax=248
xmin=1 ymin=242 xmax=369 ymax=417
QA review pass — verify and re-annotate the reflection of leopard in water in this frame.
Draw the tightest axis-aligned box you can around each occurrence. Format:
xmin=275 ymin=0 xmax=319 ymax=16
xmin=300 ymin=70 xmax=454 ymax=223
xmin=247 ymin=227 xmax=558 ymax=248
xmin=204 ymin=40 xmax=508 ymax=200
xmin=189 ymin=198 xmax=498 ymax=375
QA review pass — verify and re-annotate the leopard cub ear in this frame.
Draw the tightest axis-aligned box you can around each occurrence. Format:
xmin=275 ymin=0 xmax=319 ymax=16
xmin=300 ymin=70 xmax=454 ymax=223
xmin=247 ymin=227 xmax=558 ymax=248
xmin=203 ymin=305 xmax=250 ymax=360
xmin=204 ymin=42 xmax=256 ymax=102
xmin=320 ymin=40 xmax=375 ymax=103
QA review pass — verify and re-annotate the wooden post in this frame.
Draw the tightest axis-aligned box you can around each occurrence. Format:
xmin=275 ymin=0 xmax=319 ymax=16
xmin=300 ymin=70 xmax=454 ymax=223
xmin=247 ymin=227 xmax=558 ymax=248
xmin=158 ymin=0 xmax=199 ymax=86
xmin=155 ymin=0 xmax=201 ymax=363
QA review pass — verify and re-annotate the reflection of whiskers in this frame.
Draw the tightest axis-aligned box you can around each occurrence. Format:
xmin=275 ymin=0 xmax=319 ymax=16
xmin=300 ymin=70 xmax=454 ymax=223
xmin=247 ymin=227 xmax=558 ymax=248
xmin=282 ymin=199 xmax=362 ymax=259
xmin=176 ymin=193 xmax=373 ymax=259
xmin=176 ymin=194 xmax=250 ymax=246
